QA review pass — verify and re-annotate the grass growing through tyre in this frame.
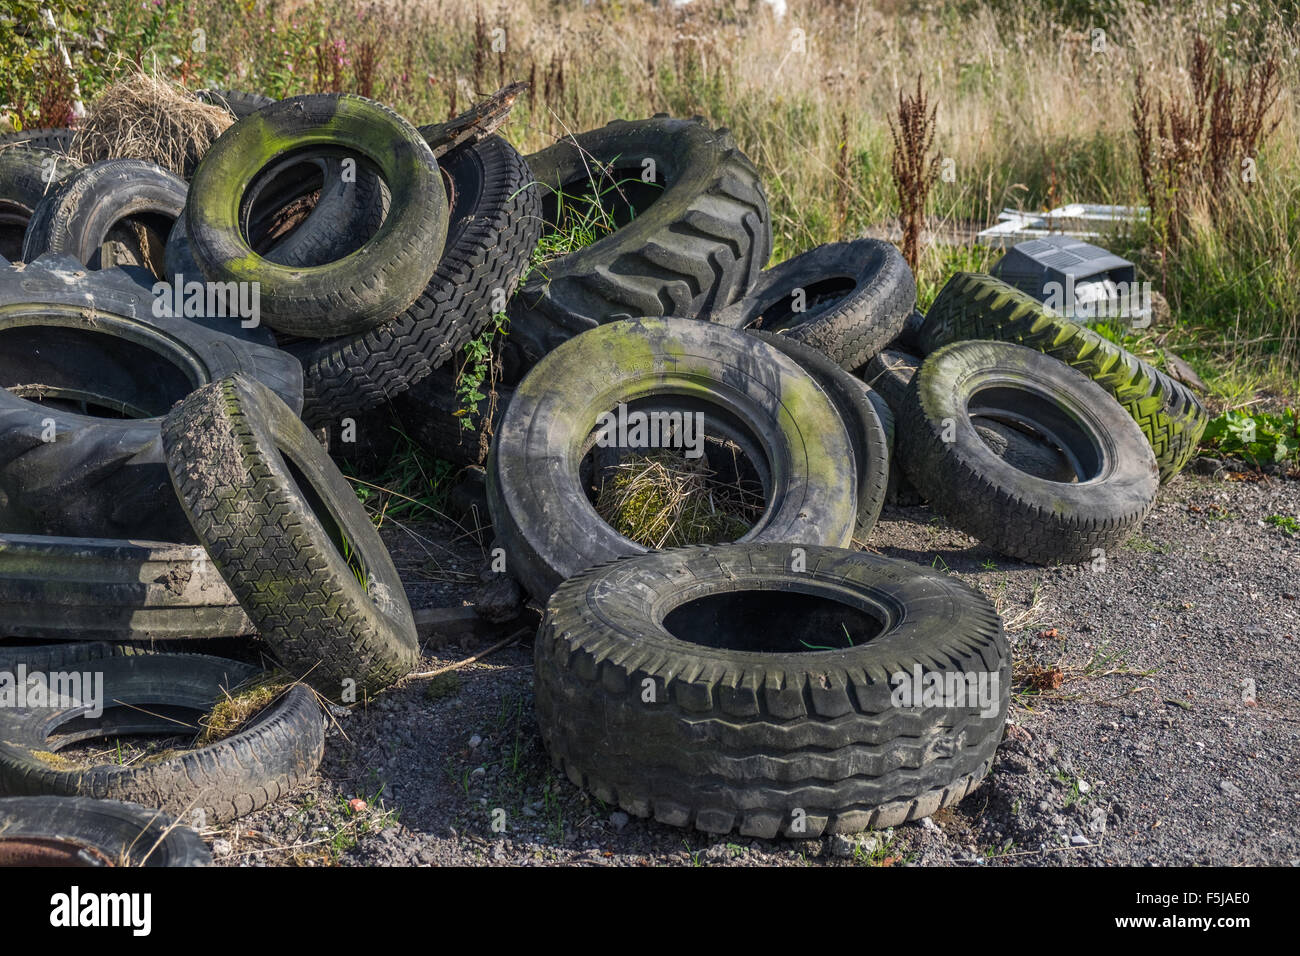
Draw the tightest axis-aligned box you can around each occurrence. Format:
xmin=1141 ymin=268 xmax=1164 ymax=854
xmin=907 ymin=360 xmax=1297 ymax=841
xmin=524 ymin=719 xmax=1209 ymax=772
xmin=593 ymin=451 xmax=763 ymax=549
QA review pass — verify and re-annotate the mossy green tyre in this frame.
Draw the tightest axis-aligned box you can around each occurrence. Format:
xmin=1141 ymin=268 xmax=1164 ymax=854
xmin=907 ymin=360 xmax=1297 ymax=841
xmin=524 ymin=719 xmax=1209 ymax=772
xmin=920 ymin=273 xmax=1207 ymax=481
xmin=897 ymin=340 xmax=1160 ymax=565
xmin=487 ymin=318 xmax=857 ymax=601
xmin=185 ymin=93 xmax=448 ymax=338
xmin=160 ymin=374 xmax=419 ymax=697
xmin=536 ymin=543 xmax=1009 ymax=837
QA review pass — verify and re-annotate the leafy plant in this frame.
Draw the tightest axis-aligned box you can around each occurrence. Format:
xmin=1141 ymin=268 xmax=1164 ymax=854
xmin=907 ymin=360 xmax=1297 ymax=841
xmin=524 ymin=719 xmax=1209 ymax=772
xmin=1201 ymin=407 xmax=1299 ymax=466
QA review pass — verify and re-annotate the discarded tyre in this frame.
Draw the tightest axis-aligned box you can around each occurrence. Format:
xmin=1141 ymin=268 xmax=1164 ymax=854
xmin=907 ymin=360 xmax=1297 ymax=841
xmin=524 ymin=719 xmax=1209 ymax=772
xmin=0 ymin=533 xmax=253 ymax=641
xmin=0 ymin=147 xmax=80 ymax=261
xmin=22 ymin=158 xmax=187 ymax=275
xmin=714 ymin=239 xmax=916 ymax=370
xmin=394 ymin=361 xmax=514 ymax=468
xmin=0 ymin=256 xmax=304 ymax=540
xmin=863 ymin=348 xmax=926 ymax=506
xmin=535 ymin=543 xmax=1009 ymax=837
xmin=185 ymin=93 xmax=449 ymax=338
xmin=292 ymin=135 xmax=542 ymax=426
xmin=0 ymin=796 xmax=210 ymax=866
xmin=0 ymin=654 xmax=325 ymax=824
xmin=503 ymin=116 xmax=771 ymax=374
xmin=0 ymin=128 xmax=74 ymax=153
xmin=161 ymin=374 xmax=420 ymax=697
xmin=749 ymin=329 xmax=889 ymax=539
xmin=488 ymin=318 xmax=858 ymax=600
xmin=196 ymin=88 xmax=276 ymax=119
xmin=920 ymin=273 xmax=1208 ymax=481
xmin=897 ymin=340 xmax=1160 ymax=564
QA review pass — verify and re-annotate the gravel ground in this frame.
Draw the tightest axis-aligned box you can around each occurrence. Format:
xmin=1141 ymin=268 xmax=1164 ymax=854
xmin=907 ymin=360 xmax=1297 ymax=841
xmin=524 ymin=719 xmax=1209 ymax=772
xmin=204 ymin=470 xmax=1300 ymax=867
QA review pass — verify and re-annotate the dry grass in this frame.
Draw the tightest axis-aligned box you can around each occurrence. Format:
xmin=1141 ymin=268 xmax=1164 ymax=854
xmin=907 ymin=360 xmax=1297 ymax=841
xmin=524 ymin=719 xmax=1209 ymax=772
xmin=196 ymin=675 xmax=292 ymax=747
xmin=70 ymin=71 xmax=234 ymax=176
xmin=594 ymin=451 xmax=762 ymax=549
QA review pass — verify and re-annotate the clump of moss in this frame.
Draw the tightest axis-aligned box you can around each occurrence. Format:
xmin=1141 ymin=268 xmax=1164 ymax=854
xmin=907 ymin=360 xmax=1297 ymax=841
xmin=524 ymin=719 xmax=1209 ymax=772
xmin=424 ymin=672 xmax=461 ymax=703
xmin=31 ymin=750 xmax=78 ymax=770
xmin=594 ymin=452 xmax=760 ymax=549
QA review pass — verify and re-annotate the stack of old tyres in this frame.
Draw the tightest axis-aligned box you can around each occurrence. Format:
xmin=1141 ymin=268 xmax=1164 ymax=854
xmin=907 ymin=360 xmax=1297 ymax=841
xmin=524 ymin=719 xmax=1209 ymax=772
xmin=19 ymin=82 xmax=1209 ymax=855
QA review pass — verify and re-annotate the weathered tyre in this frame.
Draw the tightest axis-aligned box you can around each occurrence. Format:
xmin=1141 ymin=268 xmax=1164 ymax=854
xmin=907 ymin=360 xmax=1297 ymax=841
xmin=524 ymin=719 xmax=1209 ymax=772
xmin=0 ymin=533 xmax=253 ymax=641
xmin=714 ymin=239 xmax=916 ymax=370
xmin=292 ymin=135 xmax=542 ymax=426
xmin=503 ymin=116 xmax=771 ymax=375
xmin=891 ymin=308 xmax=927 ymax=355
xmin=161 ymin=375 xmax=419 ymax=697
xmin=21 ymin=159 xmax=186 ymax=275
xmin=0 ymin=796 xmax=210 ymax=866
xmin=536 ymin=543 xmax=1009 ymax=837
xmin=749 ymin=329 xmax=889 ymax=539
xmin=863 ymin=348 xmax=925 ymax=505
xmin=395 ymin=362 xmax=514 ymax=468
xmin=0 ymin=147 xmax=80 ymax=261
xmin=897 ymin=340 xmax=1160 ymax=564
xmin=0 ymin=654 xmax=325 ymax=824
xmin=196 ymin=88 xmax=275 ymax=119
xmin=920 ymin=273 xmax=1208 ymax=481
xmin=0 ymin=257 xmax=304 ymax=540
xmin=0 ymin=128 xmax=74 ymax=153
xmin=185 ymin=93 xmax=448 ymax=338
xmin=488 ymin=318 xmax=857 ymax=600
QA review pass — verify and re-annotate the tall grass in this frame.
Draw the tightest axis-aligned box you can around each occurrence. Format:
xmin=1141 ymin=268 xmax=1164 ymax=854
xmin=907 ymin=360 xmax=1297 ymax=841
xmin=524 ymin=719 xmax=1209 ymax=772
xmin=7 ymin=0 xmax=1297 ymax=392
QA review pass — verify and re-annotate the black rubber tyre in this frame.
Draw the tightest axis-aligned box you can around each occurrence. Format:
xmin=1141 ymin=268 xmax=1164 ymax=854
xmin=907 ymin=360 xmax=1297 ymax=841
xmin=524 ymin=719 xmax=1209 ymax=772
xmin=186 ymin=94 xmax=448 ymax=339
xmin=920 ymin=273 xmax=1208 ymax=482
xmin=749 ymin=330 xmax=889 ymax=539
xmin=21 ymin=159 xmax=186 ymax=275
xmin=488 ymin=318 xmax=857 ymax=600
xmin=161 ymin=375 xmax=419 ymax=698
xmin=897 ymin=340 xmax=1160 ymax=564
xmin=394 ymin=362 xmax=514 ymax=468
xmin=196 ymin=89 xmax=276 ymax=119
xmin=0 ymin=147 xmax=81 ymax=261
xmin=863 ymin=349 xmax=926 ymax=506
xmin=536 ymin=543 xmax=1009 ymax=837
xmin=0 ymin=654 xmax=325 ymax=824
xmin=892 ymin=308 xmax=927 ymax=354
xmin=0 ymin=128 xmax=74 ymax=153
xmin=502 ymin=116 xmax=771 ymax=375
xmin=0 ymin=257 xmax=304 ymax=540
xmin=292 ymin=135 xmax=542 ymax=426
xmin=0 ymin=796 xmax=210 ymax=866
xmin=0 ymin=533 xmax=253 ymax=641
xmin=714 ymin=239 xmax=916 ymax=370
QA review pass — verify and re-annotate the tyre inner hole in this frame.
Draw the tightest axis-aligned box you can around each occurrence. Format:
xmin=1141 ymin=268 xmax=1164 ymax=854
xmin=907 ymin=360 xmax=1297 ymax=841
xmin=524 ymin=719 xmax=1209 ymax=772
xmin=0 ymin=201 xmax=31 ymax=261
xmin=98 ymin=211 xmax=174 ymax=277
xmin=44 ymin=704 xmax=208 ymax=765
xmin=281 ymin=449 xmax=373 ymax=599
xmin=580 ymin=398 xmax=769 ymax=549
xmin=542 ymin=162 xmax=665 ymax=248
xmin=663 ymin=589 xmax=886 ymax=652
xmin=0 ymin=324 xmax=196 ymax=419
xmin=967 ymin=385 xmax=1102 ymax=482
xmin=746 ymin=275 xmax=858 ymax=332
xmin=241 ymin=148 xmax=387 ymax=262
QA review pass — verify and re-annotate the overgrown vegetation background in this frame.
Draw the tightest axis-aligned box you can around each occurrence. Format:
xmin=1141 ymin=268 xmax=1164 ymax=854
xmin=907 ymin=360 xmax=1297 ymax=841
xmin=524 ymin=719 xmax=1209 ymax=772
xmin=3 ymin=0 xmax=1297 ymax=414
